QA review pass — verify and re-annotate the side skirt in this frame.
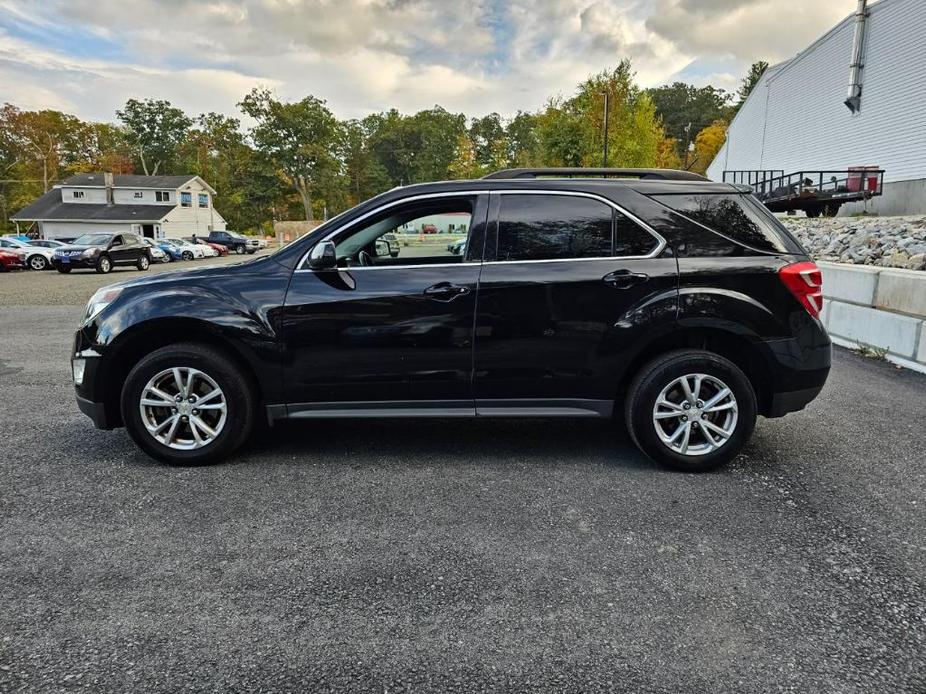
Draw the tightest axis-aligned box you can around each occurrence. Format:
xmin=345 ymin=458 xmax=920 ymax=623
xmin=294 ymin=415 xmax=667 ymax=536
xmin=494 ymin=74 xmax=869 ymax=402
xmin=267 ymin=399 xmax=613 ymax=421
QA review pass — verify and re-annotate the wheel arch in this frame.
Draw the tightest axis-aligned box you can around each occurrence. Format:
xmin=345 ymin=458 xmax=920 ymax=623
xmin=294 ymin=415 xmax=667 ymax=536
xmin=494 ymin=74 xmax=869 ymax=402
xmin=616 ymin=327 xmax=775 ymax=416
xmin=99 ymin=317 xmax=263 ymax=428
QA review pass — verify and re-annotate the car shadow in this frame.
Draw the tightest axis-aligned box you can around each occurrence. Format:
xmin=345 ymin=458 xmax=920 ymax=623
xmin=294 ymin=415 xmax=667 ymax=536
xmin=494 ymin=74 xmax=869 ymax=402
xmin=241 ymin=417 xmax=654 ymax=471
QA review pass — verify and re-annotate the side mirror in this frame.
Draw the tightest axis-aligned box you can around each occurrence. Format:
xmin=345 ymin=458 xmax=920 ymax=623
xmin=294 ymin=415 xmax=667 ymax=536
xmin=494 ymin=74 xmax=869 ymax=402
xmin=308 ymin=241 xmax=337 ymax=270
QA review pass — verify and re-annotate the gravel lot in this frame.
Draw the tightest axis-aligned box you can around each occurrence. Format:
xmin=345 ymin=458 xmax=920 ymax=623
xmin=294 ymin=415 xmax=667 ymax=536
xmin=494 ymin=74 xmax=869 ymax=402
xmin=1 ymin=296 xmax=924 ymax=692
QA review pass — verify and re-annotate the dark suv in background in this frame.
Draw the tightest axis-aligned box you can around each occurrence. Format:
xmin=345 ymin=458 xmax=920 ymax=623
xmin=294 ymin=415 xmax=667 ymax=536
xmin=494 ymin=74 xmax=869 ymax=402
xmin=53 ymin=232 xmax=150 ymax=274
xmin=206 ymin=230 xmax=258 ymax=255
xmin=70 ymin=168 xmax=830 ymax=472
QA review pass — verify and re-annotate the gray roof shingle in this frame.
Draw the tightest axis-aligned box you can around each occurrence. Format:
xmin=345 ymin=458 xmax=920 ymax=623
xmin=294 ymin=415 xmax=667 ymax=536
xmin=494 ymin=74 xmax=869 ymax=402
xmin=11 ymin=190 xmax=170 ymax=222
xmin=62 ymin=173 xmax=198 ymax=189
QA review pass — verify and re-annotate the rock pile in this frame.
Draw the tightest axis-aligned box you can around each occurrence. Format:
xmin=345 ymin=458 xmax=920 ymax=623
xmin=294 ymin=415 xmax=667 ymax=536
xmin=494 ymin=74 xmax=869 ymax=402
xmin=780 ymin=216 xmax=926 ymax=271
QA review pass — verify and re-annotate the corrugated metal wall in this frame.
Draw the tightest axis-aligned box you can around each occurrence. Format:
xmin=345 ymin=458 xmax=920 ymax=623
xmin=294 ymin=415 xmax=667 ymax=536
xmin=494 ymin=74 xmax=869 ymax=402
xmin=707 ymin=0 xmax=926 ymax=185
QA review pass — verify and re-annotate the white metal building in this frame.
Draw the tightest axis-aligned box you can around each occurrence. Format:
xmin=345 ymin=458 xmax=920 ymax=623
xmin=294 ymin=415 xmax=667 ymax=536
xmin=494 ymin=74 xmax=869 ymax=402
xmin=707 ymin=0 xmax=926 ymax=216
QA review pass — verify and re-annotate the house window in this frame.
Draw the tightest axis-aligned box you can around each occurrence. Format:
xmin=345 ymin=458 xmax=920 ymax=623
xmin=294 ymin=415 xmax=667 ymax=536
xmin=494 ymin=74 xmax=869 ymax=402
xmin=198 ymin=193 xmax=208 ymax=208
xmin=134 ymin=191 xmax=143 ymax=199
xmin=72 ymin=190 xmax=84 ymax=199
xmin=180 ymin=192 xmax=192 ymax=208
xmin=155 ymin=191 xmax=171 ymax=202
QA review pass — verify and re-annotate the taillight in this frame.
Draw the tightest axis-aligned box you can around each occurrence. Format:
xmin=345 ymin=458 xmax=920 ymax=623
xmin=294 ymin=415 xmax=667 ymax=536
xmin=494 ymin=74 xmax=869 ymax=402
xmin=779 ymin=261 xmax=823 ymax=318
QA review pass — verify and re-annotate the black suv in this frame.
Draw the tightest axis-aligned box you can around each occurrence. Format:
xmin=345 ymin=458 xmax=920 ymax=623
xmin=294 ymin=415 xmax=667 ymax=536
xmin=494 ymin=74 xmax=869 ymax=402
xmin=52 ymin=232 xmax=150 ymax=274
xmin=71 ymin=169 xmax=830 ymax=471
xmin=206 ymin=230 xmax=258 ymax=255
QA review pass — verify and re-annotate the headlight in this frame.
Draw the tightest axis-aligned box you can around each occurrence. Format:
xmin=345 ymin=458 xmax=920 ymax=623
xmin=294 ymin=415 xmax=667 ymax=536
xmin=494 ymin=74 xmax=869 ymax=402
xmin=85 ymin=286 xmax=123 ymax=322
xmin=82 ymin=248 xmax=100 ymax=258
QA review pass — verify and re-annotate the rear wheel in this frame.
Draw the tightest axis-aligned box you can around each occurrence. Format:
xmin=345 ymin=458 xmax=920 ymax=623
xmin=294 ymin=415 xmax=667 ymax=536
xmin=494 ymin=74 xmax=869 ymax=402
xmin=56 ymin=266 xmax=71 ymax=274
xmin=624 ymin=349 xmax=757 ymax=472
xmin=121 ymin=343 xmax=255 ymax=465
xmin=96 ymin=255 xmax=112 ymax=274
xmin=28 ymin=254 xmax=48 ymax=271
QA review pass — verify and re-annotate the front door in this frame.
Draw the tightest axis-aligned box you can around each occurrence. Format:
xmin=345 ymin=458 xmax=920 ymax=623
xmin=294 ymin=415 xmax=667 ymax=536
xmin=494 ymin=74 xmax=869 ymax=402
xmin=280 ymin=194 xmax=488 ymax=415
xmin=473 ymin=191 xmax=678 ymax=416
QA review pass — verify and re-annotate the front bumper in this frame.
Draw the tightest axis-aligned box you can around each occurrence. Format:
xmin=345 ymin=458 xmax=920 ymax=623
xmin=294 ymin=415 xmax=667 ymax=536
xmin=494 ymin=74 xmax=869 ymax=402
xmin=53 ymin=257 xmax=98 ymax=270
xmin=76 ymin=393 xmax=114 ymax=429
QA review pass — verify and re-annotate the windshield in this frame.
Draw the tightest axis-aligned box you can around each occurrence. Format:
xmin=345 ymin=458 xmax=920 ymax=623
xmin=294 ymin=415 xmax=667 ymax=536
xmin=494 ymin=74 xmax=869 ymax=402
xmin=72 ymin=234 xmax=112 ymax=246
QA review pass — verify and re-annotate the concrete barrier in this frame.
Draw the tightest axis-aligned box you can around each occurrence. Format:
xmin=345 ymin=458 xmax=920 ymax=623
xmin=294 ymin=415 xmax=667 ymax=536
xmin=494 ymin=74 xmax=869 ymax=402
xmin=818 ymin=261 xmax=926 ymax=373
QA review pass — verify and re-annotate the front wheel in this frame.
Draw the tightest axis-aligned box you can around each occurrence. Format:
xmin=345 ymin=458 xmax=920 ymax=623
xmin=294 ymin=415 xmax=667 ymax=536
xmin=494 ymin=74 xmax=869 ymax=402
xmin=56 ymin=266 xmax=71 ymax=274
xmin=137 ymin=254 xmax=150 ymax=271
xmin=235 ymin=244 xmax=246 ymax=255
xmin=96 ymin=255 xmax=112 ymax=274
xmin=121 ymin=343 xmax=255 ymax=465
xmin=28 ymin=254 xmax=48 ymax=271
xmin=182 ymin=251 xmax=193 ymax=261
xmin=624 ymin=350 xmax=757 ymax=472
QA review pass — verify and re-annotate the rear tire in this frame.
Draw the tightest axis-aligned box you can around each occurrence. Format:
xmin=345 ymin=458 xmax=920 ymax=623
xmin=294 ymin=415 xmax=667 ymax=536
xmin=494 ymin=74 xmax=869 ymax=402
xmin=57 ymin=266 xmax=71 ymax=274
xmin=96 ymin=255 xmax=112 ymax=274
xmin=624 ymin=349 xmax=757 ymax=472
xmin=121 ymin=343 xmax=255 ymax=465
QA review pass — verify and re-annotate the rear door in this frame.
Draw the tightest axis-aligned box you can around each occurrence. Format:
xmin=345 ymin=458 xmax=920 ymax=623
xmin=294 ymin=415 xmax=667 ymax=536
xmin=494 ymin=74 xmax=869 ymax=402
xmin=280 ymin=193 xmax=488 ymax=414
xmin=473 ymin=191 xmax=678 ymax=416
xmin=108 ymin=235 xmax=131 ymax=265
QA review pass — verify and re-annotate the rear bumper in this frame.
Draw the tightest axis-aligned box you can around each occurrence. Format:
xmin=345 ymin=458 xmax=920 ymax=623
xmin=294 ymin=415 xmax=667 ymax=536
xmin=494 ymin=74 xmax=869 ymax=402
xmin=760 ymin=327 xmax=831 ymax=417
xmin=767 ymin=384 xmax=826 ymax=417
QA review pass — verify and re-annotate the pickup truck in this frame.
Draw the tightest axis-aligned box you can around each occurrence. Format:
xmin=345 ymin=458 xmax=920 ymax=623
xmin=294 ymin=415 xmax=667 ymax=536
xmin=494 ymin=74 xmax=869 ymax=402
xmin=205 ymin=231 xmax=259 ymax=255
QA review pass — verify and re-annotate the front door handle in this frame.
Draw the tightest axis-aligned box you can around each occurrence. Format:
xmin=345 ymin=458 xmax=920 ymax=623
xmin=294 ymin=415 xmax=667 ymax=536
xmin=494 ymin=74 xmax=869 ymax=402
xmin=423 ymin=282 xmax=471 ymax=302
xmin=603 ymin=269 xmax=649 ymax=289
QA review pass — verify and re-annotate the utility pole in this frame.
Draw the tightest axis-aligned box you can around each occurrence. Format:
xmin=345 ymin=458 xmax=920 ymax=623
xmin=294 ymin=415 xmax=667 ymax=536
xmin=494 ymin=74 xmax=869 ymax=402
xmin=602 ymin=92 xmax=610 ymax=167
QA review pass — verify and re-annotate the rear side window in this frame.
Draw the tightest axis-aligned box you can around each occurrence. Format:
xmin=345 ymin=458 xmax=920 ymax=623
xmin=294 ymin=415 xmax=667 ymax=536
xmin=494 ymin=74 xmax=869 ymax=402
xmin=494 ymin=194 xmax=658 ymax=261
xmin=653 ymin=193 xmax=790 ymax=253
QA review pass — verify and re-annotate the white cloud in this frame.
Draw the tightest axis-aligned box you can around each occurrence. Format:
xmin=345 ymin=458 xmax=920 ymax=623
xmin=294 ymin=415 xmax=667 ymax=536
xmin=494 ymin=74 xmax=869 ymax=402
xmin=0 ymin=0 xmax=862 ymax=122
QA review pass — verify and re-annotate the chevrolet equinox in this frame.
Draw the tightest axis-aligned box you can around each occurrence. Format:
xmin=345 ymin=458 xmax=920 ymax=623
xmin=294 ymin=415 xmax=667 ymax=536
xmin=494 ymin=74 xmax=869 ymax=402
xmin=71 ymin=168 xmax=831 ymax=472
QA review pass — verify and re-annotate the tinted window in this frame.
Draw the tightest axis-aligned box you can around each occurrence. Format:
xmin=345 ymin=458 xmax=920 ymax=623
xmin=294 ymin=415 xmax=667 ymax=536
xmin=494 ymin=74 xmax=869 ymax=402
xmin=653 ymin=194 xmax=789 ymax=253
xmin=496 ymin=195 xmax=612 ymax=261
xmin=615 ymin=213 xmax=659 ymax=256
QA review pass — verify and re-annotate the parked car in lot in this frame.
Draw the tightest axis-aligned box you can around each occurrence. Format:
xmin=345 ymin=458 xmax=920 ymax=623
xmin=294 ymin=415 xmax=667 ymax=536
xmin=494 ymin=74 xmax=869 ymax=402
xmin=0 ymin=248 xmax=26 ymax=271
xmin=52 ymin=232 xmax=150 ymax=274
xmin=142 ymin=238 xmax=170 ymax=263
xmin=203 ymin=241 xmax=229 ymax=256
xmin=184 ymin=238 xmax=219 ymax=257
xmin=25 ymin=239 xmax=67 ymax=250
xmin=166 ymin=238 xmax=205 ymax=260
xmin=0 ymin=237 xmax=55 ymax=271
xmin=205 ymin=230 xmax=259 ymax=255
xmin=447 ymin=238 xmax=467 ymax=255
xmin=70 ymin=167 xmax=831 ymax=471
xmin=374 ymin=232 xmax=400 ymax=258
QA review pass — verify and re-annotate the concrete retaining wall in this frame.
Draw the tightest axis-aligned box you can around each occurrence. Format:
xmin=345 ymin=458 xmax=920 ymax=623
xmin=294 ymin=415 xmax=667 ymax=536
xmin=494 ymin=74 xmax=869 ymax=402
xmin=819 ymin=261 xmax=926 ymax=372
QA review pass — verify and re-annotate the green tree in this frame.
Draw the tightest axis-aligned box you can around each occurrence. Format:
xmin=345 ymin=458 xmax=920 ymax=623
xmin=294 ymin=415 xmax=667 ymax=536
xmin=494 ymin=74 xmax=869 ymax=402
xmin=505 ymin=111 xmax=540 ymax=167
xmin=736 ymin=61 xmax=769 ymax=108
xmin=647 ymin=82 xmax=731 ymax=156
xmin=116 ymin=98 xmax=192 ymax=176
xmin=239 ymin=88 xmax=342 ymax=221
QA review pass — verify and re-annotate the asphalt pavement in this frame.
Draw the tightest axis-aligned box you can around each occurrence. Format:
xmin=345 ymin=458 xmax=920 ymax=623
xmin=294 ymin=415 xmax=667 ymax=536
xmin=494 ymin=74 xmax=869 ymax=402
xmin=0 ymin=302 xmax=924 ymax=693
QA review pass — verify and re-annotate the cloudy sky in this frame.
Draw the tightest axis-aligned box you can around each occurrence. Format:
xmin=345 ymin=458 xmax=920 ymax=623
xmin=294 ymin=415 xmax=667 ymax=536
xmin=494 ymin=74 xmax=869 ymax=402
xmin=0 ymin=0 xmax=859 ymax=122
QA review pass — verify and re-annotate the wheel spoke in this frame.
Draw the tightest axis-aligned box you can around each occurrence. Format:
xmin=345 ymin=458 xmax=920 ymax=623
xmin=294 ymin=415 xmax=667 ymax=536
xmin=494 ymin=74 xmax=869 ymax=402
xmin=701 ymin=424 xmax=719 ymax=449
xmin=655 ymin=409 xmax=684 ymax=420
xmin=680 ymin=376 xmax=696 ymax=404
xmin=692 ymin=374 xmax=703 ymax=401
xmin=164 ymin=415 xmax=181 ymax=445
xmin=152 ymin=414 xmax=177 ymax=434
xmin=678 ymin=423 xmax=692 ymax=454
xmin=146 ymin=386 xmax=175 ymax=404
xmin=197 ymin=388 xmax=222 ymax=405
xmin=703 ymin=387 xmax=732 ymax=410
xmin=188 ymin=417 xmax=205 ymax=445
xmin=702 ymin=419 xmax=732 ymax=440
xmin=184 ymin=369 xmax=197 ymax=398
xmin=705 ymin=401 xmax=735 ymax=413
xmin=172 ymin=368 xmax=186 ymax=396
xmin=657 ymin=399 xmax=683 ymax=412
xmin=191 ymin=416 xmax=217 ymax=438
xmin=141 ymin=398 xmax=174 ymax=408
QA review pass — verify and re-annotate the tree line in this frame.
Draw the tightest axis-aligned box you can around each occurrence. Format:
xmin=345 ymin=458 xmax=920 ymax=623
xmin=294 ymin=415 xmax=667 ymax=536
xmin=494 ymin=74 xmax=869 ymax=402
xmin=0 ymin=60 xmax=767 ymax=235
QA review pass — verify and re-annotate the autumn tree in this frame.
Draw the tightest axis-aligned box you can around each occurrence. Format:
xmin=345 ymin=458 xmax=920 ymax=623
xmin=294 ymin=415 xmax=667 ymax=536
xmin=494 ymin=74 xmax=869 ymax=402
xmin=690 ymin=120 xmax=728 ymax=175
xmin=648 ymin=82 xmax=731 ymax=157
xmin=116 ymin=98 xmax=192 ymax=175
xmin=239 ymin=88 xmax=342 ymax=221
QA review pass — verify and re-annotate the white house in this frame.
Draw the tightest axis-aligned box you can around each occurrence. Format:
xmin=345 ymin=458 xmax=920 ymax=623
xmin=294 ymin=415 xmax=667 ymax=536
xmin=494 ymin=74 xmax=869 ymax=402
xmin=707 ymin=0 xmax=926 ymax=216
xmin=11 ymin=173 xmax=227 ymax=240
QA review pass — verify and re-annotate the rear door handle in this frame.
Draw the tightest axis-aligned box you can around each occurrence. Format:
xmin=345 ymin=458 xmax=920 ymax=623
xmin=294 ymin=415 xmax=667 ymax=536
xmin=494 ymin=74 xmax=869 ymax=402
xmin=423 ymin=282 xmax=471 ymax=302
xmin=603 ymin=270 xmax=649 ymax=289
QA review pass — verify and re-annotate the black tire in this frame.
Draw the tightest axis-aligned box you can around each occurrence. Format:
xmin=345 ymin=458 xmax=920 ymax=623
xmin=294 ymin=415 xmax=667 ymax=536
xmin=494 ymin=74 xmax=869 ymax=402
xmin=624 ymin=349 xmax=757 ymax=473
xmin=96 ymin=255 xmax=112 ymax=274
xmin=182 ymin=251 xmax=194 ymax=261
xmin=805 ymin=207 xmax=821 ymax=218
xmin=120 ymin=343 xmax=256 ymax=465
xmin=56 ymin=266 xmax=71 ymax=274
xmin=235 ymin=244 xmax=246 ymax=255
xmin=28 ymin=254 xmax=48 ymax=271
xmin=137 ymin=254 xmax=150 ymax=271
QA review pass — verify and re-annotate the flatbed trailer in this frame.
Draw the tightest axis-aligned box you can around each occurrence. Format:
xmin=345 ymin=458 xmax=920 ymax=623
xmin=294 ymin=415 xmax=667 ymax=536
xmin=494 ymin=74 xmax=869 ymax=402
xmin=722 ymin=169 xmax=884 ymax=217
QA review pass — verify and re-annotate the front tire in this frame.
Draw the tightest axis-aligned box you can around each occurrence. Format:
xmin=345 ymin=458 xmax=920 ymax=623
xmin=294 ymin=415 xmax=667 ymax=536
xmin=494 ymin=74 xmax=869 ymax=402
xmin=28 ymin=254 xmax=48 ymax=271
xmin=96 ymin=255 xmax=112 ymax=274
xmin=136 ymin=254 xmax=150 ymax=271
xmin=235 ymin=244 xmax=246 ymax=255
xmin=624 ymin=350 xmax=757 ymax=472
xmin=182 ymin=251 xmax=193 ymax=261
xmin=121 ymin=343 xmax=255 ymax=465
xmin=56 ymin=266 xmax=71 ymax=274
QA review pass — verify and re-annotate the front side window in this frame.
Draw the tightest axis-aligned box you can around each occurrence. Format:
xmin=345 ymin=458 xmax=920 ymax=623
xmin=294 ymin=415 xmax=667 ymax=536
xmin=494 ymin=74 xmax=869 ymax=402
xmin=198 ymin=193 xmax=208 ymax=208
xmin=328 ymin=197 xmax=474 ymax=268
xmin=180 ymin=192 xmax=192 ymax=208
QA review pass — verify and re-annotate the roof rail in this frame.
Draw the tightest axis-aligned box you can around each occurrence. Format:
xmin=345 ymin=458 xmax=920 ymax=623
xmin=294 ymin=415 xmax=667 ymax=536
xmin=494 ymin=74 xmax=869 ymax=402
xmin=482 ymin=167 xmax=708 ymax=182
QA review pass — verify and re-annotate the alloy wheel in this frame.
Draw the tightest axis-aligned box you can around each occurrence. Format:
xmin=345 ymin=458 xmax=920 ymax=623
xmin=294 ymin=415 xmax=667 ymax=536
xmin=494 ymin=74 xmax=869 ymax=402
xmin=29 ymin=255 xmax=47 ymax=271
xmin=652 ymin=373 xmax=738 ymax=457
xmin=138 ymin=367 xmax=227 ymax=450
